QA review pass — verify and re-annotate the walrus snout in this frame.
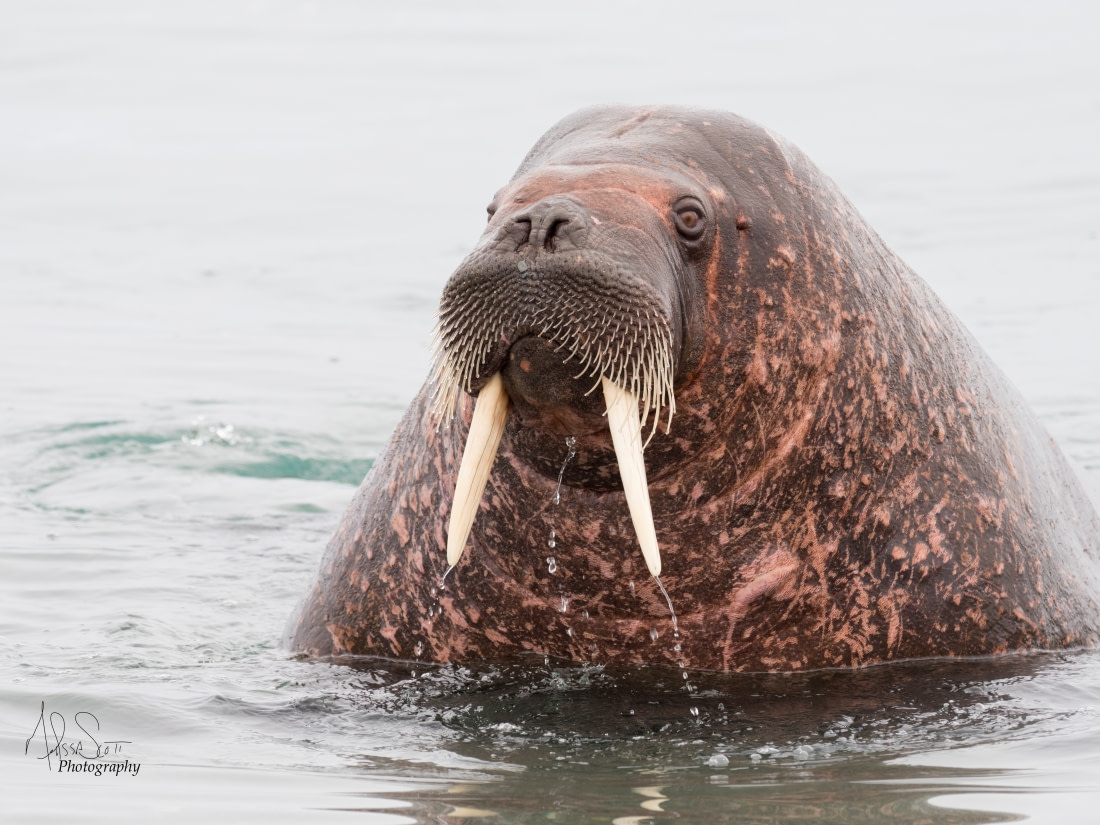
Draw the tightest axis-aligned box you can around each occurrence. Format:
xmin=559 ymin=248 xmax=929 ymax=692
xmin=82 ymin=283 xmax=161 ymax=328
xmin=434 ymin=248 xmax=677 ymax=579
xmin=431 ymin=246 xmax=679 ymax=432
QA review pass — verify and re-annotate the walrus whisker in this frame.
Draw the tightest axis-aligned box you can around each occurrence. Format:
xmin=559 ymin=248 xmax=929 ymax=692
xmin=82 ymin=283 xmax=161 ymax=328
xmin=432 ymin=254 xmax=679 ymax=448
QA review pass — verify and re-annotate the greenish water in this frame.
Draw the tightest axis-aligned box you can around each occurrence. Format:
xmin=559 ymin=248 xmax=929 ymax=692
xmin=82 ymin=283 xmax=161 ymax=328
xmin=3 ymin=1 xmax=1100 ymax=823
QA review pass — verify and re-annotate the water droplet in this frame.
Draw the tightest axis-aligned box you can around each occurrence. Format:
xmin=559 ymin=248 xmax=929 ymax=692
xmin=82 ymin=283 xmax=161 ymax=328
xmin=690 ymin=706 xmax=700 ymax=717
xmin=682 ymin=670 xmax=689 ymax=680
xmin=546 ymin=556 xmax=557 ymax=574
xmin=553 ymin=491 xmax=561 ymax=505
xmin=414 ymin=641 xmax=423 ymax=657
xmin=566 ymin=627 xmax=575 ymax=638
xmin=581 ymin=610 xmax=589 ymax=620
xmin=673 ymin=643 xmax=681 ymax=652
xmin=629 ymin=580 xmax=636 ymax=593
xmin=547 ymin=529 xmax=556 ymax=549
xmin=649 ymin=628 xmax=660 ymax=642
xmin=559 ymin=596 xmax=569 ymax=613
xmin=705 ymin=754 xmax=729 ymax=767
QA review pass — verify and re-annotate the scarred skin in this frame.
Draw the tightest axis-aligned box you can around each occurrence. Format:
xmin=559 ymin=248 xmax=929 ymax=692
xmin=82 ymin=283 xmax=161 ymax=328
xmin=288 ymin=106 xmax=1100 ymax=671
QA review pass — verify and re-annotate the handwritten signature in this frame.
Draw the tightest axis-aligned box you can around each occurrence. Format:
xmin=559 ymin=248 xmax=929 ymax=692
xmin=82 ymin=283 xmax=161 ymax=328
xmin=24 ymin=701 xmax=140 ymax=776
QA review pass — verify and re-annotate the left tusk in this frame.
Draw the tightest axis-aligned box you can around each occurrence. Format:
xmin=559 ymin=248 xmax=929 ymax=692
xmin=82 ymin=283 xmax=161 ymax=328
xmin=446 ymin=373 xmax=510 ymax=567
xmin=602 ymin=376 xmax=662 ymax=577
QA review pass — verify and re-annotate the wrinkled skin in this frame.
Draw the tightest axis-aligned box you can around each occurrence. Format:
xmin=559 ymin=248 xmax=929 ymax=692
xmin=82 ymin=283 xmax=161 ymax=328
xmin=288 ymin=106 xmax=1100 ymax=671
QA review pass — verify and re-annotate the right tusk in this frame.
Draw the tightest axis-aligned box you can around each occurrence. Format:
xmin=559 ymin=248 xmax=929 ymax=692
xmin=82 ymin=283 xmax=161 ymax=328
xmin=446 ymin=372 xmax=510 ymax=567
xmin=602 ymin=376 xmax=662 ymax=577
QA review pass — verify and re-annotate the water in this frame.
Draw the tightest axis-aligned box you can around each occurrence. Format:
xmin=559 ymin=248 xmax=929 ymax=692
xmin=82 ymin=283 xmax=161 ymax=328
xmin=2 ymin=1 xmax=1100 ymax=822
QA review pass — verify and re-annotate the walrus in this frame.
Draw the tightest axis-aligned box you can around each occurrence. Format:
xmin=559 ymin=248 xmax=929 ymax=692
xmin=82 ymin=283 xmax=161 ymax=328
xmin=287 ymin=105 xmax=1100 ymax=671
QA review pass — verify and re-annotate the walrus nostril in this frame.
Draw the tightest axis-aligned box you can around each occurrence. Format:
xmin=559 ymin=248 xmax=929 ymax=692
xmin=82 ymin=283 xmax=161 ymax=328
xmin=543 ymin=218 xmax=570 ymax=252
xmin=514 ymin=198 xmax=590 ymax=253
xmin=512 ymin=218 xmax=532 ymax=249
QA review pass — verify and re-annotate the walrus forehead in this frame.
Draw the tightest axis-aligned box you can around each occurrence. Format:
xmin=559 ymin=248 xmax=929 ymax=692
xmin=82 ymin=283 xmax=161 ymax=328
xmin=492 ymin=163 xmax=715 ymax=217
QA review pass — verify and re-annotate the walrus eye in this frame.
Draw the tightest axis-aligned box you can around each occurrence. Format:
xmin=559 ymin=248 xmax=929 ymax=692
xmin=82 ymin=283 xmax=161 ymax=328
xmin=673 ymin=198 xmax=706 ymax=241
xmin=486 ymin=202 xmax=497 ymax=222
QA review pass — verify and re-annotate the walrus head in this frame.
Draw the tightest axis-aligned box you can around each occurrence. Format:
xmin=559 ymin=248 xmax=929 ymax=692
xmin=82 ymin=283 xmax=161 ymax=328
xmin=431 ymin=116 xmax=718 ymax=580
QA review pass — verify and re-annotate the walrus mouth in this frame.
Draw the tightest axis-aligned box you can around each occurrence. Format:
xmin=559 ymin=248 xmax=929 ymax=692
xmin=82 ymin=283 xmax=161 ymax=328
xmin=430 ymin=250 xmax=676 ymax=579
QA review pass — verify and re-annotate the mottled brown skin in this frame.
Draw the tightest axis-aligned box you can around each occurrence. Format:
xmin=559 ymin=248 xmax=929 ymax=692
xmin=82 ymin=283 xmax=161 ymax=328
xmin=288 ymin=106 xmax=1100 ymax=671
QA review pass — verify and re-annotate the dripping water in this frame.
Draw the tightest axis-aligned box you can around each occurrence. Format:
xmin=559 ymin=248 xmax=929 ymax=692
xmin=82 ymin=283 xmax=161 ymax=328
xmin=553 ymin=436 xmax=578 ymax=505
xmin=549 ymin=437 xmax=577 ymax=637
xmin=424 ymin=564 xmax=456 ymax=639
xmin=653 ymin=575 xmax=680 ymax=636
xmin=653 ymin=574 xmax=689 ymax=679
xmin=418 ymin=567 xmax=457 ymax=664
xmin=546 ymin=436 xmax=577 ymax=576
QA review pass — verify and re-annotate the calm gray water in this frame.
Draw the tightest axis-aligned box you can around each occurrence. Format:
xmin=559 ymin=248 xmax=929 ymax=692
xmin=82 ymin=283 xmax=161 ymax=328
xmin=3 ymin=1 xmax=1100 ymax=822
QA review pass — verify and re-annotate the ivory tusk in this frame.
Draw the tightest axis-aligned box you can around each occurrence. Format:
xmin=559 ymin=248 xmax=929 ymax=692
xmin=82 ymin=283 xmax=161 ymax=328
xmin=602 ymin=376 xmax=662 ymax=577
xmin=446 ymin=372 xmax=510 ymax=567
